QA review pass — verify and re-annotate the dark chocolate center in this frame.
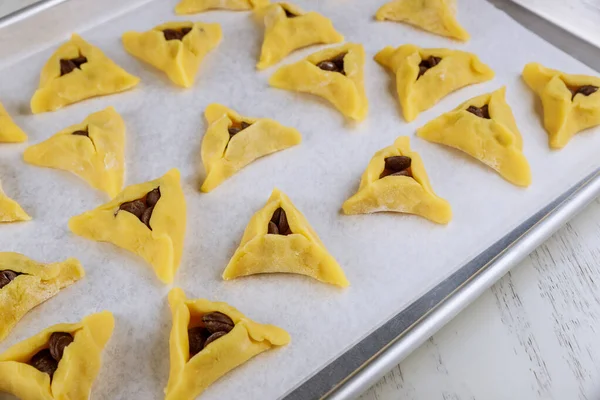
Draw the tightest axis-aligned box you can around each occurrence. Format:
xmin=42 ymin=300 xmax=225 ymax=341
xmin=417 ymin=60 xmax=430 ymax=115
xmin=268 ymin=207 xmax=292 ymax=235
xmin=118 ymin=187 xmax=161 ymax=230
xmin=417 ymin=56 xmax=441 ymax=80
xmin=0 ymin=270 xmax=21 ymax=290
xmin=29 ymin=332 xmax=74 ymax=380
xmin=316 ymin=53 xmax=347 ymax=75
xmin=188 ymin=312 xmax=234 ymax=358
xmin=466 ymin=104 xmax=490 ymax=119
xmin=380 ymin=156 xmax=413 ymax=179
xmin=163 ymin=27 xmax=192 ymax=41
xmin=570 ymin=85 xmax=599 ymax=101
xmin=60 ymin=56 xmax=88 ymax=76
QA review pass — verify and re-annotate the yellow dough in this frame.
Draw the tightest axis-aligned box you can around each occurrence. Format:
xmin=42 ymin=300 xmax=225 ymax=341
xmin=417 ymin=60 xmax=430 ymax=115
xmin=175 ymin=0 xmax=269 ymax=14
xmin=201 ymin=104 xmax=302 ymax=192
xmin=0 ymin=102 xmax=27 ymax=143
xmin=375 ymin=44 xmax=494 ymax=122
xmin=69 ymin=169 xmax=186 ymax=283
xmin=223 ymin=189 xmax=349 ymax=287
xmin=0 ymin=181 xmax=30 ymax=223
xmin=0 ymin=311 xmax=114 ymax=400
xmin=257 ymin=2 xmax=344 ymax=69
xmin=269 ymin=43 xmax=368 ymax=121
xmin=31 ymin=34 xmax=140 ymax=114
xmin=522 ymin=62 xmax=600 ymax=149
xmin=375 ymin=0 xmax=470 ymax=41
xmin=0 ymin=253 xmax=84 ymax=342
xmin=343 ymin=136 xmax=452 ymax=224
xmin=122 ymin=22 xmax=222 ymax=88
xmin=165 ymin=288 xmax=290 ymax=400
xmin=23 ymin=107 xmax=125 ymax=198
xmin=417 ymin=87 xmax=532 ymax=187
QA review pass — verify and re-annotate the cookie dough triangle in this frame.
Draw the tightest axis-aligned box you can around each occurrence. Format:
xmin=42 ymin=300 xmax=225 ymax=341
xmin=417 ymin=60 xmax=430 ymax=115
xmin=257 ymin=2 xmax=344 ymax=69
xmin=417 ymin=87 xmax=531 ymax=187
xmin=269 ymin=43 xmax=368 ymax=121
xmin=375 ymin=0 xmax=470 ymax=41
xmin=122 ymin=22 xmax=222 ymax=88
xmin=0 ymin=253 xmax=85 ymax=342
xmin=31 ymin=34 xmax=140 ymax=113
xmin=0 ymin=182 xmax=30 ymax=223
xmin=0 ymin=102 xmax=27 ymax=143
xmin=0 ymin=311 xmax=114 ymax=400
xmin=165 ymin=288 xmax=290 ymax=400
xmin=375 ymin=44 xmax=494 ymax=122
xmin=223 ymin=189 xmax=349 ymax=287
xmin=201 ymin=104 xmax=302 ymax=192
xmin=175 ymin=0 xmax=269 ymax=14
xmin=343 ymin=136 xmax=452 ymax=224
xmin=23 ymin=107 xmax=125 ymax=198
xmin=523 ymin=62 xmax=600 ymax=149
xmin=69 ymin=169 xmax=186 ymax=283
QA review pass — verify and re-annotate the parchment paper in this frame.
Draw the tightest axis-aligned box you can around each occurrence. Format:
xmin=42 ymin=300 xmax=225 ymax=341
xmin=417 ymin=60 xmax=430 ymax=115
xmin=0 ymin=0 xmax=599 ymax=399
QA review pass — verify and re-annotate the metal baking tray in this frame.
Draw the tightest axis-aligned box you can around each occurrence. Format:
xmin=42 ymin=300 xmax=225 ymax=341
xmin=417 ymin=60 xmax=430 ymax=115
xmin=0 ymin=1 xmax=599 ymax=400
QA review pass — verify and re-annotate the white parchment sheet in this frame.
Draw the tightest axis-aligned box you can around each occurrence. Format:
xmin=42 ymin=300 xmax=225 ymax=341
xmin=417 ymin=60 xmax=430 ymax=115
xmin=0 ymin=0 xmax=599 ymax=399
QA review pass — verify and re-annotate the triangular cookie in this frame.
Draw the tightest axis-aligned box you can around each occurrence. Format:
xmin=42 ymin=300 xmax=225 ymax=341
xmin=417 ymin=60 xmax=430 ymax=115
xmin=375 ymin=0 xmax=470 ymax=41
xmin=0 ymin=181 xmax=30 ymax=223
xmin=0 ymin=311 xmax=114 ymax=400
xmin=165 ymin=288 xmax=290 ymax=400
xmin=31 ymin=34 xmax=140 ymax=114
xmin=23 ymin=107 xmax=125 ymax=198
xmin=257 ymin=2 xmax=344 ymax=69
xmin=0 ymin=252 xmax=85 ymax=342
xmin=223 ymin=189 xmax=349 ymax=287
xmin=523 ymin=62 xmax=600 ymax=149
xmin=342 ymin=136 xmax=452 ymax=224
xmin=122 ymin=22 xmax=222 ymax=88
xmin=0 ymin=102 xmax=27 ymax=143
xmin=417 ymin=87 xmax=531 ymax=187
xmin=269 ymin=43 xmax=368 ymax=121
xmin=201 ymin=104 xmax=302 ymax=192
xmin=375 ymin=44 xmax=494 ymax=122
xmin=68 ymin=169 xmax=186 ymax=283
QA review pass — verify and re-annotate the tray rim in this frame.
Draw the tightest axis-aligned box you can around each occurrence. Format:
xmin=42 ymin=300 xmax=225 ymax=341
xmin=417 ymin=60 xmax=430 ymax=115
xmin=2 ymin=1 xmax=599 ymax=399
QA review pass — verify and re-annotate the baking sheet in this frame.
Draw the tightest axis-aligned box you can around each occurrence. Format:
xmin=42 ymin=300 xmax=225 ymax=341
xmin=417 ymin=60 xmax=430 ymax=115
xmin=509 ymin=0 xmax=600 ymax=49
xmin=0 ymin=0 xmax=599 ymax=399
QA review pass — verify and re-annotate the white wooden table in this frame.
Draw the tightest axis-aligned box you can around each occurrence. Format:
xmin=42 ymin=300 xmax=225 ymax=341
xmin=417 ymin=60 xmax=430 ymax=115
xmin=360 ymin=198 xmax=600 ymax=400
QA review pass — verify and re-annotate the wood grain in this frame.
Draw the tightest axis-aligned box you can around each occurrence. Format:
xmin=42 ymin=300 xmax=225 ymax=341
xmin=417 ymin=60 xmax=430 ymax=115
xmin=361 ymin=199 xmax=600 ymax=400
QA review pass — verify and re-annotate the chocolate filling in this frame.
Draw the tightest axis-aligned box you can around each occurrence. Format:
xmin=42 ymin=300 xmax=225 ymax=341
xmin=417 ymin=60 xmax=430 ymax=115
xmin=188 ymin=312 xmax=235 ymax=358
xmin=417 ymin=56 xmax=441 ymax=80
xmin=0 ymin=270 xmax=21 ymax=290
xmin=466 ymin=104 xmax=490 ymax=119
xmin=316 ymin=53 xmax=346 ymax=75
xmin=29 ymin=332 xmax=74 ymax=379
xmin=570 ymin=85 xmax=599 ymax=101
xmin=267 ymin=207 xmax=292 ymax=235
xmin=380 ymin=156 xmax=413 ymax=179
xmin=163 ymin=27 xmax=192 ymax=41
xmin=118 ymin=187 xmax=161 ymax=230
xmin=60 ymin=56 xmax=88 ymax=76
